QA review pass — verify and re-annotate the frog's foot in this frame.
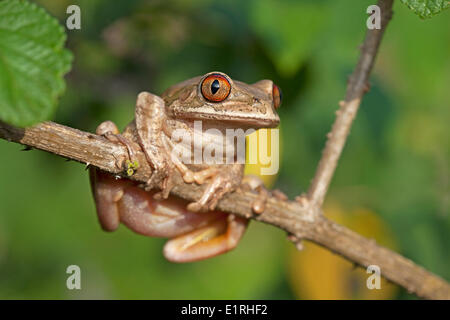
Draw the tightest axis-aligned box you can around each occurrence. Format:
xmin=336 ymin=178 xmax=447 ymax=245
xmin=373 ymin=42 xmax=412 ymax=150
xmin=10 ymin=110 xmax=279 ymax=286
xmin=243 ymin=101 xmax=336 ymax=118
xmin=186 ymin=173 xmax=235 ymax=212
xmin=161 ymin=150 xmax=219 ymax=186
xmin=164 ymin=214 xmax=248 ymax=263
xmin=180 ymin=167 xmax=219 ymax=185
xmin=241 ymin=175 xmax=270 ymax=214
xmin=241 ymin=176 xmax=289 ymax=214
xmin=96 ymin=121 xmax=138 ymax=172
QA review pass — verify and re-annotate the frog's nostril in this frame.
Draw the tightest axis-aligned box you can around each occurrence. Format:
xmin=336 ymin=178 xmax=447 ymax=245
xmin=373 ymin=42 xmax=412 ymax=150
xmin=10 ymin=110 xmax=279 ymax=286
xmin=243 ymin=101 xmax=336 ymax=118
xmin=258 ymin=105 xmax=267 ymax=114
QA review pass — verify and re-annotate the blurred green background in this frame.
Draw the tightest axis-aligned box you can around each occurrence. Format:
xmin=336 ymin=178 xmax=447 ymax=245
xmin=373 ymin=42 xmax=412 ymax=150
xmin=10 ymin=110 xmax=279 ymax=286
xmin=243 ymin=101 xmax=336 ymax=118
xmin=0 ymin=0 xmax=449 ymax=299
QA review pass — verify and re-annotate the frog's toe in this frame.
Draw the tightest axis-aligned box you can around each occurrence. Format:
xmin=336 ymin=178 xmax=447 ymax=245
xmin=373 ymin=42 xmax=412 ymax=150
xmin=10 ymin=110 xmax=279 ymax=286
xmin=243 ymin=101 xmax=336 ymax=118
xmin=205 ymin=188 xmax=228 ymax=211
xmin=179 ymin=167 xmax=218 ymax=185
xmin=96 ymin=121 xmax=120 ymax=135
xmin=186 ymin=196 xmax=217 ymax=213
xmin=192 ymin=167 xmax=219 ymax=185
xmin=250 ymin=190 xmax=269 ymax=214
xmin=146 ymin=159 xmax=180 ymax=200
xmin=186 ymin=197 xmax=217 ymax=213
xmin=241 ymin=175 xmax=270 ymax=214
xmin=186 ymin=201 xmax=203 ymax=212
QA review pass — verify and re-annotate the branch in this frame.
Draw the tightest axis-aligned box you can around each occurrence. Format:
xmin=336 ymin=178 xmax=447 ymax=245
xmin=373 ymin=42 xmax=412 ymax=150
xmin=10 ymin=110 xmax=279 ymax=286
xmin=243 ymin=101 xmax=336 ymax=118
xmin=308 ymin=0 xmax=394 ymax=208
xmin=0 ymin=0 xmax=449 ymax=300
xmin=0 ymin=119 xmax=449 ymax=299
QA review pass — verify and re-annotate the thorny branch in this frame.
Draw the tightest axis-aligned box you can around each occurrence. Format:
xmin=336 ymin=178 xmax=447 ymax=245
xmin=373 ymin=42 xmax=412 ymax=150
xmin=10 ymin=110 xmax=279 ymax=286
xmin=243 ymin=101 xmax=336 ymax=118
xmin=0 ymin=0 xmax=449 ymax=300
xmin=307 ymin=0 xmax=394 ymax=208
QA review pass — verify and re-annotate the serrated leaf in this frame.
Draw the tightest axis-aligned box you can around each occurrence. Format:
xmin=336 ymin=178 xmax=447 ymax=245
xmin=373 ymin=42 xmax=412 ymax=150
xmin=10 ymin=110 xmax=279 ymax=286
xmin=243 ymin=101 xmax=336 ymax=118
xmin=401 ymin=0 xmax=450 ymax=19
xmin=0 ymin=0 xmax=72 ymax=127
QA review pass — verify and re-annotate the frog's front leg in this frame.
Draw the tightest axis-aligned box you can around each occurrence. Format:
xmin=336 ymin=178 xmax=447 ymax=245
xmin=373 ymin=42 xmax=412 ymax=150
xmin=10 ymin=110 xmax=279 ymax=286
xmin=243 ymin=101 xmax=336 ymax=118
xmin=90 ymin=169 xmax=248 ymax=262
xmin=135 ymin=92 xmax=178 ymax=198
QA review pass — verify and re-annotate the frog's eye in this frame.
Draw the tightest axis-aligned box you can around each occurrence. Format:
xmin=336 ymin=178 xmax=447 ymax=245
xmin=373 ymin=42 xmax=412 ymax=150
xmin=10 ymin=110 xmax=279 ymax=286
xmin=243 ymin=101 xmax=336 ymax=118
xmin=272 ymin=84 xmax=282 ymax=109
xmin=201 ymin=74 xmax=231 ymax=102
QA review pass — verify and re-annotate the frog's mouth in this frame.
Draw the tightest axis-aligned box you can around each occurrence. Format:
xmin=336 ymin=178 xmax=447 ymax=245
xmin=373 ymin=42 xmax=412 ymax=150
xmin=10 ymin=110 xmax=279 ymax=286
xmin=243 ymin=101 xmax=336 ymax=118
xmin=226 ymin=115 xmax=280 ymax=128
xmin=173 ymin=111 xmax=280 ymax=129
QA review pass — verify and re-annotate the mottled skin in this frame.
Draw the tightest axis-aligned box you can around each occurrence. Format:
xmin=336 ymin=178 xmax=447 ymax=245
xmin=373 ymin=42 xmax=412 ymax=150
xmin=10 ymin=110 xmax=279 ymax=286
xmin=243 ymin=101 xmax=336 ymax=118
xmin=89 ymin=71 xmax=281 ymax=262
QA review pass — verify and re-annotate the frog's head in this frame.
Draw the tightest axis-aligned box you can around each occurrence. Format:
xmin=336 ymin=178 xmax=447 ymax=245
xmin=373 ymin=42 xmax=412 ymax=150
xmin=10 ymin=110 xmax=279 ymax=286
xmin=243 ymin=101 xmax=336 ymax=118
xmin=162 ymin=71 xmax=281 ymax=129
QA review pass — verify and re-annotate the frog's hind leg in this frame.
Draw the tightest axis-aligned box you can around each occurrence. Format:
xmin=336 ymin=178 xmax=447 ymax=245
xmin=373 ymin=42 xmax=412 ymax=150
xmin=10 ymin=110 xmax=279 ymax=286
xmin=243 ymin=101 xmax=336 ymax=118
xmin=90 ymin=169 xmax=248 ymax=262
xmin=90 ymin=169 xmax=216 ymax=236
xmin=117 ymin=183 xmax=249 ymax=262
xmin=89 ymin=167 xmax=134 ymax=231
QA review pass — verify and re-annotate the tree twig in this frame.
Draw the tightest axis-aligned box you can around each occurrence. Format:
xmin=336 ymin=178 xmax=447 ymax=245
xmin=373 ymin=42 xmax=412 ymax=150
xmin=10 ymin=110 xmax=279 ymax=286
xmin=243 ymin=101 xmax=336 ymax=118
xmin=0 ymin=0 xmax=449 ymax=299
xmin=308 ymin=0 xmax=393 ymax=208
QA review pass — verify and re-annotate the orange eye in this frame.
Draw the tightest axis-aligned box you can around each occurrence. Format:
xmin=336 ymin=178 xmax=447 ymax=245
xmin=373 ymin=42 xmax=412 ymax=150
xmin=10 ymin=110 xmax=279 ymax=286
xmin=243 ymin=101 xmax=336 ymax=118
xmin=272 ymin=84 xmax=282 ymax=109
xmin=201 ymin=74 xmax=231 ymax=102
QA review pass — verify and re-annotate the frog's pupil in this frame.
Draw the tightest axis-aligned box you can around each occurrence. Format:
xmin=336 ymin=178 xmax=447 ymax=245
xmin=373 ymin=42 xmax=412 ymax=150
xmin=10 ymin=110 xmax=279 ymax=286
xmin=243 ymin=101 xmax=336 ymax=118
xmin=211 ymin=80 xmax=220 ymax=94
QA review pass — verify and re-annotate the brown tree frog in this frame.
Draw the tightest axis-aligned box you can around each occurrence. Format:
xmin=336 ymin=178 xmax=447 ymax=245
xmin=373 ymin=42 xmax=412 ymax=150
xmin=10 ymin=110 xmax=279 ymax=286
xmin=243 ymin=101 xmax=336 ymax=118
xmin=89 ymin=71 xmax=282 ymax=262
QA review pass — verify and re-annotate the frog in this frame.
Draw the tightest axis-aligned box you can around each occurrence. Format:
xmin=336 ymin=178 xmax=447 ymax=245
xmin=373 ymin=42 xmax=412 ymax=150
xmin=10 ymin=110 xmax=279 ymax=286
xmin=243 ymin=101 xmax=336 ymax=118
xmin=89 ymin=71 xmax=282 ymax=262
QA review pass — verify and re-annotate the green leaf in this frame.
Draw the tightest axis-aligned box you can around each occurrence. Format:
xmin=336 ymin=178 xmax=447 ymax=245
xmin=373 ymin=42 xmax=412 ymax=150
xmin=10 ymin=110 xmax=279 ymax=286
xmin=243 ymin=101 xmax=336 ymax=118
xmin=401 ymin=0 xmax=450 ymax=19
xmin=0 ymin=0 xmax=72 ymax=127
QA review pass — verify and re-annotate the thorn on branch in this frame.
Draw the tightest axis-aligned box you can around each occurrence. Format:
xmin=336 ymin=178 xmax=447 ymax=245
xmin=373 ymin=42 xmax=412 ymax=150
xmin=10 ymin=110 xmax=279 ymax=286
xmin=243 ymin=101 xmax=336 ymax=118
xmin=295 ymin=194 xmax=309 ymax=208
xmin=287 ymin=233 xmax=304 ymax=251
xmin=272 ymin=189 xmax=288 ymax=201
